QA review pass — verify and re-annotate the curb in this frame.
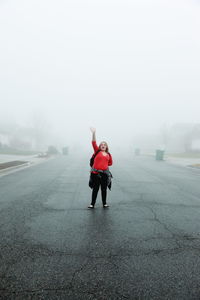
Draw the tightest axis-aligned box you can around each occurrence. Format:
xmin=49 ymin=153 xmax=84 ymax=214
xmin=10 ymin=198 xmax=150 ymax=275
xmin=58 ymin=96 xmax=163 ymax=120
xmin=0 ymin=156 xmax=56 ymax=177
xmin=0 ymin=162 xmax=32 ymax=174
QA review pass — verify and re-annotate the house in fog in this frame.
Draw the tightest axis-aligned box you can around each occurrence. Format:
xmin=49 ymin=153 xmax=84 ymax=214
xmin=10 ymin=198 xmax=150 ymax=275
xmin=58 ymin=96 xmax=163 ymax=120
xmin=167 ymin=123 xmax=200 ymax=152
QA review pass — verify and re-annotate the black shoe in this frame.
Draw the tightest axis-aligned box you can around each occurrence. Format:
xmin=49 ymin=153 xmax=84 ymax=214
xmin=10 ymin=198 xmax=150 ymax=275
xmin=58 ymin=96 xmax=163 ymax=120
xmin=88 ymin=205 xmax=94 ymax=209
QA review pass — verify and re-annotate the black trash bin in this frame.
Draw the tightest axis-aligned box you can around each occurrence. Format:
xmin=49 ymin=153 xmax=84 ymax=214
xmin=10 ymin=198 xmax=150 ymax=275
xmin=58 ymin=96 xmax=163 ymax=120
xmin=135 ymin=148 xmax=140 ymax=156
xmin=62 ymin=147 xmax=69 ymax=155
xmin=156 ymin=150 xmax=164 ymax=161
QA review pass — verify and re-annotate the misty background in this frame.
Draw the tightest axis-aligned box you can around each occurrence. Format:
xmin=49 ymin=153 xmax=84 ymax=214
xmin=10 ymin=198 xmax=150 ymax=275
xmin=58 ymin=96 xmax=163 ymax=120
xmin=0 ymin=0 xmax=200 ymax=155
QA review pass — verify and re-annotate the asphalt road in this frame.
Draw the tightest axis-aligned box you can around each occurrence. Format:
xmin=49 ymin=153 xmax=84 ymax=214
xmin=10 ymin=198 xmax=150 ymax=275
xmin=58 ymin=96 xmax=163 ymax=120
xmin=1 ymin=154 xmax=200 ymax=300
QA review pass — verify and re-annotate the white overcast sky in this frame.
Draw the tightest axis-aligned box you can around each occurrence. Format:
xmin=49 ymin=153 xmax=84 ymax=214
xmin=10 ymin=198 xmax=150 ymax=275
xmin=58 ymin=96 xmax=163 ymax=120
xmin=0 ymin=0 xmax=200 ymax=147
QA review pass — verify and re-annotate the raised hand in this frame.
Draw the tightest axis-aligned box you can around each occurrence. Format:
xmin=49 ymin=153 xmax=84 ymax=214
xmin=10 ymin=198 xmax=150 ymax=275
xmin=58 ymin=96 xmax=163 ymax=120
xmin=90 ymin=127 xmax=96 ymax=141
xmin=90 ymin=127 xmax=96 ymax=133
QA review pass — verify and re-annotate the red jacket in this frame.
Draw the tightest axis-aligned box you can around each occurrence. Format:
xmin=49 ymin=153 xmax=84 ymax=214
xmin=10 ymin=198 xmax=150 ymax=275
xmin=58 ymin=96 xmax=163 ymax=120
xmin=92 ymin=141 xmax=113 ymax=171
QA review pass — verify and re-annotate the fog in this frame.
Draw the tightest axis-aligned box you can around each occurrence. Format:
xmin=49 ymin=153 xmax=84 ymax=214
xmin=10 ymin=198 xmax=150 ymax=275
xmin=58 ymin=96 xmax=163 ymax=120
xmin=0 ymin=0 xmax=200 ymax=154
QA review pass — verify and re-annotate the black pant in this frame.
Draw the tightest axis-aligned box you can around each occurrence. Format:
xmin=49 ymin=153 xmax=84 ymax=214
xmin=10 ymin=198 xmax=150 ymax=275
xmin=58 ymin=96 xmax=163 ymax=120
xmin=91 ymin=173 xmax=108 ymax=206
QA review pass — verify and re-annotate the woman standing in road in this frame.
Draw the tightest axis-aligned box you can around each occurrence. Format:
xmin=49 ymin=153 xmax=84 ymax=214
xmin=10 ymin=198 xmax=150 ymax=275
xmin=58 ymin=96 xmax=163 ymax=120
xmin=88 ymin=127 xmax=113 ymax=209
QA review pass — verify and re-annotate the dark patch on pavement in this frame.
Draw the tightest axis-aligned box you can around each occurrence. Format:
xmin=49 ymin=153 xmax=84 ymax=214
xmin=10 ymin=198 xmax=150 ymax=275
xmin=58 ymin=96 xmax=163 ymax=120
xmin=0 ymin=160 xmax=28 ymax=170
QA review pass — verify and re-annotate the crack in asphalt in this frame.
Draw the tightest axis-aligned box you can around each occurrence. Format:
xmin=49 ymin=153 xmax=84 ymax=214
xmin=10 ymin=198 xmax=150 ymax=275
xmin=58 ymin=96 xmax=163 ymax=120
xmin=0 ymin=259 xmax=96 ymax=297
xmin=0 ymin=288 xmax=126 ymax=300
xmin=68 ymin=259 xmax=89 ymax=290
xmin=117 ymin=199 xmax=200 ymax=209
xmin=2 ymin=243 xmax=198 ymax=299
xmin=0 ymin=288 xmax=96 ymax=296
xmin=114 ymin=176 xmax=199 ymax=250
xmin=0 ymin=256 xmax=126 ymax=299
xmin=127 ymin=158 xmax=200 ymax=203
xmin=1 ymin=233 xmax=200 ymax=262
xmin=147 ymin=206 xmax=182 ymax=248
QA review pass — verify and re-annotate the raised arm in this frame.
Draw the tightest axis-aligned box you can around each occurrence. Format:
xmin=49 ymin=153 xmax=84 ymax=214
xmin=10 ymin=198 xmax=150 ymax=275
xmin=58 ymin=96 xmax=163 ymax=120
xmin=90 ymin=127 xmax=98 ymax=152
xmin=90 ymin=127 xmax=96 ymax=141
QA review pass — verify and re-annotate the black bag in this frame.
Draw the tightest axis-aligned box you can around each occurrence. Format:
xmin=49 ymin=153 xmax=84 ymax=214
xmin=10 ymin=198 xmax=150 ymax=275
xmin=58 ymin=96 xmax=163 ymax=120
xmin=90 ymin=150 xmax=101 ymax=167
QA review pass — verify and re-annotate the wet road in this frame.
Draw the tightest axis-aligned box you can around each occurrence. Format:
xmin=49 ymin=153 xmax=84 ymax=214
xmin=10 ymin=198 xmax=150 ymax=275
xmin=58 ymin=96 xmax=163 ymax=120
xmin=1 ymin=154 xmax=200 ymax=299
